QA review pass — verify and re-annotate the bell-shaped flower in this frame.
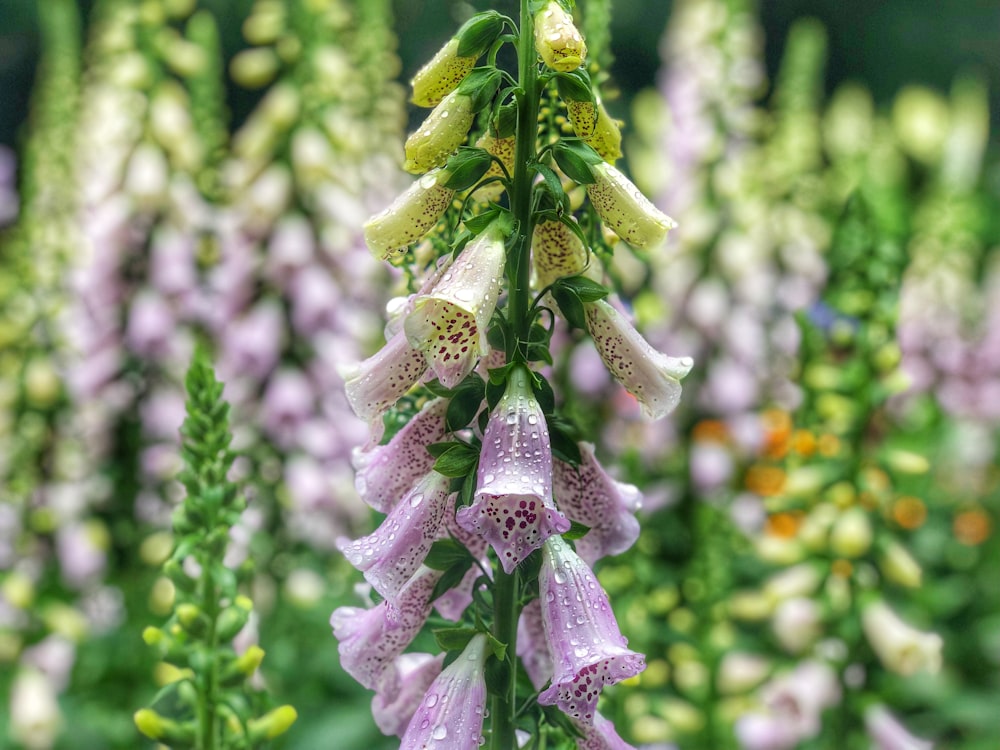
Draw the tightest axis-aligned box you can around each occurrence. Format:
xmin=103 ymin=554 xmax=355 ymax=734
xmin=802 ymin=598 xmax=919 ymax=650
xmin=583 ymin=299 xmax=693 ymax=419
xmin=586 ymin=162 xmax=676 ymax=248
xmin=567 ymin=98 xmax=622 ymax=164
xmin=864 ymin=705 xmax=934 ymax=750
xmin=861 ymin=600 xmax=943 ymax=676
xmin=363 ymin=168 xmax=455 ymax=261
xmin=457 ymin=366 xmax=570 ymax=572
xmin=517 ymin=598 xmax=554 ymax=690
xmin=404 ymin=220 xmax=506 ymax=388
xmin=537 ymin=535 xmax=645 ymax=724
xmin=411 ymin=38 xmax=478 ymax=108
xmin=533 ymin=1 xmax=587 ymax=72
xmin=553 ymin=442 xmax=641 ymax=564
xmin=341 ymin=328 xmax=429 ymax=445
xmin=330 ymin=566 xmax=442 ymax=690
xmin=373 ymin=653 xmax=447 ymax=737
xmin=337 ymin=471 xmax=453 ymax=602
xmin=401 ymin=634 xmax=489 ymax=750
xmin=472 ymin=131 xmax=516 ymax=201
xmin=404 ymin=89 xmax=476 ymax=174
xmin=532 ymin=218 xmax=590 ymax=289
xmin=352 ymin=398 xmax=449 ymax=513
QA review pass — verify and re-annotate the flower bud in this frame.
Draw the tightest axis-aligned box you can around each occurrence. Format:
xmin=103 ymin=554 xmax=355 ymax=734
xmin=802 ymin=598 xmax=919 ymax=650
xmin=586 ymin=162 xmax=676 ymax=248
xmin=717 ymin=652 xmax=771 ymax=695
xmin=533 ymin=1 xmax=587 ymax=72
xmin=134 ymin=708 xmax=195 ymax=743
xmin=404 ymin=90 xmax=476 ymax=173
xmin=215 ymin=596 xmax=253 ymax=641
xmin=829 ymin=507 xmax=873 ymax=558
xmin=771 ymin=597 xmax=822 ymax=654
xmin=411 ymin=38 xmax=478 ymax=108
xmin=362 ymin=169 xmax=455 ymax=260
xmin=879 ymin=541 xmax=923 ymax=588
xmin=230 ymin=47 xmax=281 ymax=89
xmin=248 ymin=705 xmax=298 ymax=741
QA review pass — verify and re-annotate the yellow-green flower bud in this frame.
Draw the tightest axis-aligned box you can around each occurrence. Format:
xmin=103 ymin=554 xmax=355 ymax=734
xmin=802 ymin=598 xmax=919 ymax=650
xmin=829 ymin=507 xmax=873 ymax=558
xmin=176 ymin=603 xmax=209 ymax=635
xmin=215 ymin=597 xmax=253 ymax=641
xmin=411 ymin=38 xmax=478 ymax=108
xmin=363 ymin=169 xmax=455 ymax=260
xmin=533 ymin=1 xmax=587 ymax=72
xmin=230 ymin=47 xmax=281 ymax=89
xmin=134 ymin=709 xmax=195 ymax=743
xmin=880 ymin=541 xmax=923 ymax=588
xmin=404 ymin=90 xmax=476 ymax=174
xmin=532 ymin=218 xmax=589 ymax=288
xmin=586 ymin=162 xmax=676 ymax=248
xmin=248 ymin=705 xmax=298 ymax=741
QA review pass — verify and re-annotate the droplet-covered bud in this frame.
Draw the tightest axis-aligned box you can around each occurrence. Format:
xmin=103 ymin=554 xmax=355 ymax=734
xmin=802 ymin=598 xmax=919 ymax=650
xmin=411 ymin=38 xmax=478 ymax=108
xmin=586 ymin=162 xmax=676 ymax=248
xmin=363 ymin=169 xmax=455 ymax=260
xmin=533 ymin=1 xmax=587 ymax=72
xmin=404 ymin=90 xmax=476 ymax=174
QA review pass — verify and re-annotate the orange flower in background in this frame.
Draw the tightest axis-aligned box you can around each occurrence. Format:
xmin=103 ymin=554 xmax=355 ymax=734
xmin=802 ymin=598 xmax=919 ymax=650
xmin=766 ymin=511 xmax=804 ymax=539
xmin=953 ymin=509 xmax=992 ymax=546
xmin=891 ymin=496 xmax=927 ymax=530
xmin=791 ymin=429 xmax=817 ymax=456
xmin=760 ymin=409 xmax=792 ymax=460
xmin=692 ymin=419 xmax=729 ymax=443
xmin=745 ymin=464 xmax=786 ymax=497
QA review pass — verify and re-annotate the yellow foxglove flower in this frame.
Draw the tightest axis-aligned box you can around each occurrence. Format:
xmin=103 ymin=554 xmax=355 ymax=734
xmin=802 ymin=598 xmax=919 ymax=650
xmin=404 ymin=89 xmax=476 ymax=174
xmin=533 ymin=1 xmax=587 ymax=72
xmin=584 ymin=100 xmax=622 ymax=162
xmin=586 ymin=162 xmax=676 ymax=248
xmin=473 ymin=131 xmax=516 ymax=201
xmin=532 ymin=218 xmax=589 ymax=288
xmin=411 ymin=38 xmax=478 ymax=107
xmin=862 ymin=600 xmax=943 ymax=676
xmin=363 ymin=169 xmax=455 ymax=260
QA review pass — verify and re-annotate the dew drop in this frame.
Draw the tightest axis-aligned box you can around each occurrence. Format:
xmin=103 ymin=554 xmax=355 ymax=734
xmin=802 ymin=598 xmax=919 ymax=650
xmin=432 ymin=725 xmax=448 ymax=740
xmin=410 ymin=493 xmax=425 ymax=507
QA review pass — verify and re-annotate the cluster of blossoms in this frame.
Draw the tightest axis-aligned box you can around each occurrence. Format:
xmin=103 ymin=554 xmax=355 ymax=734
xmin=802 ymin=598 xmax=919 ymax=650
xmin=331 ymin=1 xmax=692 ymax=747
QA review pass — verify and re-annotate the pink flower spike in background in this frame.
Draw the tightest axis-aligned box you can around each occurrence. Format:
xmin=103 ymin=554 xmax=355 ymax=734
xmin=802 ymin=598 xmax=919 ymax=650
xmin=400 ymin=633 xmax=490 ymax=750
xmin=537 ymin=535 xmax=645 ymax=724
xmin=457 ymin=364 xmax=570 ymax=572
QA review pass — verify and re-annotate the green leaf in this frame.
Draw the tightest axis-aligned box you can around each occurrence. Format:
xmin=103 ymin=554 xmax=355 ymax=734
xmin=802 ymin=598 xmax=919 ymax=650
xmin=434 ymin=627 xmax=478 ymax=652
xmin=442 ymin=147 xmax=495 ymax=191
xmin=431 ymin=561 xmax=472 ymax=602
xmin=455 ymin=11 xmax=505 ymax=58
xmin=548 ymin=417 xmax=582 ymax=466
xmin=425 ymin=537 xmax=474 ymax=571
xmin=555 ymin=69 xmax=593 ymax=103
xmin=532 ymin=373 xmax=556 ymax=415
xmin=433 ymin=443 xmax=480 ymax=477
xmin=562 ymin=521 xmax=591 ymax=541
xmin=447 ymin=377 xmax=486 ymax=431
xmin=493 ymin=102 xmax=518 ymax=138
xmin=532 ymin=163 xmax=568 ymax=211
xmin=551 ymin=284 xmax=586 ymax=329
xmin=457 ymin=67 xmax=502 ymax=113
xmin=487 ymin=633 xmax=507 ymax=662
xmin=464 ymin=206 xmax=506 ymax=235
xmin=424 ymin=379 xmax=455 ymax=398
xmin=558 ymin=275 xmax=608 ymax=303
xmin=552 ymin=142 xmax=595 ymax=185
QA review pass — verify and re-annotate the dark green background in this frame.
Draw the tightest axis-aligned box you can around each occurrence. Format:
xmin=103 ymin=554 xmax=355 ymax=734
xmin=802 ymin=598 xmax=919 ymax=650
xmin=1 ymin=0 xmax=997 ymax=150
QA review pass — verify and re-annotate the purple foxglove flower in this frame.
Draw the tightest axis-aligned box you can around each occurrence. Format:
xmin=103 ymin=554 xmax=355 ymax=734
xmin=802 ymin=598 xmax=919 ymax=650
xmin=341 ymin=328 xmax=428 ymax=444
xmin=537 ymin=535 xmax=645 ymax=724
xmin=864 ymin=705 xmax=934 ymax=750
xmin=574 ymin=712 xmax=638 ymax=750
xmin=337 ymin=471 xmax=453 ymax=601
xmin=433 ymin=505 xmax=491 ymax=621
xmin=400 ymin=633 xmax=489 ymax=750
xmin=261 ymin=369 xmax=315 ymax=449
xmin=125 ymin=289 xmax=176 ymax=359
xmin=352 ymin=398 xmax=449 ymax=513
xmin=553 ymin=442 xmax=641 ymax=564
xmin=404 ymin=220 xmax=506 ymax=388
xmin=456 ymin=365 xmax=570 ymax=573
xmin=584 ymin=299 xmax=693 ymax=419
xmin=331 ymin=565 xmax=442 ymax=689
xmin=373 ymin=652 xmax=446 ymax=737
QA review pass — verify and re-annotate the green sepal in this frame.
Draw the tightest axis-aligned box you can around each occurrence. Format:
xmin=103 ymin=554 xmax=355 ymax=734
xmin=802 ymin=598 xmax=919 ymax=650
xmin=555 ymin=69 xmax=593 ymax=103
xmin=548 ymin=416 xmax=582 ymax=466
xmin=432 ymin=443 xmax=480 ymax=477
xmin=493 ymin=102 xmax=518 ymax=138
xmin=557 ymin=275 xmax=609 ymax=302
xmin=446 ymin=376 xmax=486 ymax=431
xmin=457 ymin=67 xmax=503 ymax=113
xmin=442 ymin=147 xmax=495 ymax=191
xmin=551 ymin=140 xmax=602 ymax=185
xmin=434 ymin=627 xmax=479 ymax=652
xmin=532 ymin=163 xmax=571 ymax=213
xmin=455 ymin=11 xmax=505 ymax=58
xmin=526 ymin=321 xmax=554 ymax=366
xmin=424 ymin=378 xmax=456 ymax=398
xmin=431 ymin=560 xmax=473 ymax=602
xmin=487 ymin=633 xmax=507 ymax=662
xmin=425 ymin=537 xmax=474 ymax=571
xmin=464 ymin=206 xmax=508 ymax=235
xmin=551 ymin=285 xmax=586 ymax=330
xmin=532 ymin=373 xmax=556 ymax=415
xmin=562 ymin=520 xmax=591 ymax=541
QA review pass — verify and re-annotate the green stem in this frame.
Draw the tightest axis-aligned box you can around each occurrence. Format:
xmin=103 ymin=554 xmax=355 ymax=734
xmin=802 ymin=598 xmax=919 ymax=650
xmin=490 ymin=568 xmax=519 ymax=750
xmin=198 ymin=566 xmax=220 ymax=750
xmin=506 ymin=0 xmax=539 ymax=361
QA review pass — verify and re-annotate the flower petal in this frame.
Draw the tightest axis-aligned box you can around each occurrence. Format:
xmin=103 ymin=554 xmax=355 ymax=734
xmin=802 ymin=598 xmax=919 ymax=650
xmin=372 ymin=653 xmax=446 ymax=737
xmin=537 ymin=535 xmax=645 ymax=724
xmin=363 ymin=170 xmax=455 ymax=260
xmin=584 ymin=298 xmax=693 ymax=419
xmin=586 ymin=162 xmax=676 ymax=248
